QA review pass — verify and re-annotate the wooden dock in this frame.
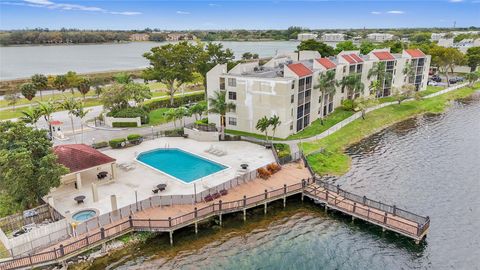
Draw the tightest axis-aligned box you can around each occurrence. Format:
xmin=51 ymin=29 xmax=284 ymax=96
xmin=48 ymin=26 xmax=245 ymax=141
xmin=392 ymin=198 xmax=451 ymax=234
xmin=0 ymin=162 xmax=430 ymax=270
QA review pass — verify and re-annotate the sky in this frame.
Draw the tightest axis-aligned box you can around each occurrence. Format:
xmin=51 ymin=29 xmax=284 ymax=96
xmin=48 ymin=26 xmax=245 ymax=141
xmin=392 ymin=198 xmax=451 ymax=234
xmin=0 ymin=0 xmax=479 ymax=30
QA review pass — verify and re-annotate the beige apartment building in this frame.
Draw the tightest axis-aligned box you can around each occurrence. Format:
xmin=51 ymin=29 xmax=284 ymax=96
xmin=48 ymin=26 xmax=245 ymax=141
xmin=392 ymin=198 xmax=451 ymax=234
xmin=206 ymin=49 xmax=430 ymax=139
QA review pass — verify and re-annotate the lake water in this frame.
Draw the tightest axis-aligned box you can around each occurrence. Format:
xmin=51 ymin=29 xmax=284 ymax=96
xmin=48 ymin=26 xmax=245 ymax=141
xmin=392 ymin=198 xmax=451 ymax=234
xmin=0 ymin=41 xmax=300 ymax=80
xmin=83 ymin=94 xmax=480 ymax=270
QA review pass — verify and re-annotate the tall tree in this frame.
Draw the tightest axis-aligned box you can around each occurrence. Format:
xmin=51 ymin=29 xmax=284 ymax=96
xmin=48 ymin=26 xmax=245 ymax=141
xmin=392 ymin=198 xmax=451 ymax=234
xmin=196 ymin=42 xmax=234 ymax=94
xmin=189 ymin=101 xmax=207 ymax=121
xmin=359 ymin=41 xmax=377 ymax=55
xmin=339 ymin=73 xmax=365 ymax=99
xmin=20 ymin=107 xmax=42 ymax=129
xmin=334 ymin=41 xmax=358 ymax=54
xmin=60 ymin=97 xmax=79 ymax=143
xmin=143 ymin=41 xmax=201 ymax=106
xmin=256 ymin=116 xmax=270 ymax=142
xmin=297 ymin=39 xmax=335 ymax=57
xmin=4 ymin=92 xmax=20 ymax=110
xmin=315 ymin=70 xmax=337 ymax=124
xmin=74 ymin=103 xmax=91 ymax=143
xmin=125 ymin=82 xmax=152 ymax=105
xmin=77 ymin=77 xmax=91 ymax=100
xmin=53 ymin=75 xmax=68 ymax=93
xmin=466 ymin=46 xmax=480 ymax=72
xmin=0 ymin=121 xmax=68 ymax=209
xmin=430 ymin=47 xmax=465 ymax=87
xmin=269 ymin=115 xmax=281 ymax=140
xmin=465 ymin=71 xmax=480 ymax=87
xmin=208 ymin=91 xmax=236 ymax=139
xmin=367 ymin=62 xmax=392 ymax=98
xmin=113 ymin=72 xmax=133 ymax=84
xmin=31 ymin=74 xmax=48 ymax=100
xmin=37 ymin=100 xmax=56 ymax=137
xmin=65 ymin=71 xmax=80 ymax=94
xmin=20 ymin=82 xmax=37 ymax=101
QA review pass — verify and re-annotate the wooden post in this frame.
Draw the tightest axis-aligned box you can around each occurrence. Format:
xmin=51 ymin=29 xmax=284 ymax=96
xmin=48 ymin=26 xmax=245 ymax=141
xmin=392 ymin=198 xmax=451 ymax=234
xmin=301 ymin=179 xmax=305 ymax=201
xmin=100 ymin=227 xmax=105 ymax=239
xmin=169 ymin=231 xmax=173 ymax=245
xmin=195 ymin=222 xmax=198 ymax=234
xmin=59 ymin=244 xmax=64 ymax=257
xmin=353 ymin=202 xmax=356 ymax=213
xmin=168 ymin=217 xmax=172 ymax=227
xmin=393 ymin=205 xmax=396 ymax=216
xmin=383 ymin=212 xmax=387 ymax=224
xmin=194 ymin=207 xmax=198 ymax=218
xmin=243 ymin=195 xmax=247 ymax=221
xmin=219 ymin=200 xmax=222 ymax=226
xmin=264 ymin=190 xmax=268 ymax=214
xmin=283 ymin=184 xmax=287 ymax=208
xmin=129 ymin=216 xmax=133 ymax=228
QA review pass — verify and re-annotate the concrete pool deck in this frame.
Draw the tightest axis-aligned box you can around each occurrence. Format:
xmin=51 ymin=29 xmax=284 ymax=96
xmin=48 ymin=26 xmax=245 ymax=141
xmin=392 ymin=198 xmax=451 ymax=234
xmin=47 ymin=137 xmax=275 ymax=217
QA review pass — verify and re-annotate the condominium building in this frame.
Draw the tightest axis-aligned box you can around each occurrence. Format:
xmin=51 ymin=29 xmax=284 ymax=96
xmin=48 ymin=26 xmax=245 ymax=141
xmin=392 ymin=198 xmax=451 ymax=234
xmin=322 ymin=33 xmax=345 ymax=42
xmin=367 ymin=33 xmax=395 ymax=42
xmin=206 ymin=49 xmax=430 ymax=139
xmin=297 ymin=33 xmax=318 ymax=41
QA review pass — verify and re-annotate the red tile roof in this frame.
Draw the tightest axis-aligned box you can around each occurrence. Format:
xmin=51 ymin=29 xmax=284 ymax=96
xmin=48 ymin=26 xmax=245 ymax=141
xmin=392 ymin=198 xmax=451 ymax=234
xmin=341 ymin=54 xmax=356 ymax=64
xmin=373 ymin=51 xmax=395 ymax=61
xmin=316 ymin=58 xmax=337 ymax=69
xmin=54 ymin=144 xmax=116 ymax=173
xmin=350 ymin=54 xmax=364 ymax=63
xmin=405 ymin=49 xmax=425 ymax=58
xmin=287 ymin=63 xmax=312 ymax=77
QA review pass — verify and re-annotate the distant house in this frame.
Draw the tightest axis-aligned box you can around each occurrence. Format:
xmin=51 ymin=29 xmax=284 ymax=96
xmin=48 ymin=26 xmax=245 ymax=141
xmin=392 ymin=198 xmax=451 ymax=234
xmin=453 ymin=38 xmax=480 ymax=53
xmin=129 ymin=33 xmax=150 ymax=41
xmin=367 ymin=33 xmax=394 ymax=42
xmin=166 ymin=33 xmax=196 ymax=41
xmin=431 ymin=33 xmax=446 ymax=41
xmin=297 ymin=33 xmax=318 ymax=41
xmin=321 ymin=33 xmax=345 ymax=42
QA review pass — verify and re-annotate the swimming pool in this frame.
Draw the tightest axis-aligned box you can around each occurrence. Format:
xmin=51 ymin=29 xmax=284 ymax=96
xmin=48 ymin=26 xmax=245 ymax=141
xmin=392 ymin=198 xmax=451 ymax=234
xmin=136 ymin=148 xmax=227 ymax=183
xmin=72 ymin=210 xmax=97 ymax=222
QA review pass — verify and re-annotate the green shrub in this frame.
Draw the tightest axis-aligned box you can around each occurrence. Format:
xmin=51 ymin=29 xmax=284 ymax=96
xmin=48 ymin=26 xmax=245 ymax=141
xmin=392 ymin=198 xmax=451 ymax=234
xmin=109 ymin=138 xmax=127 ymax=148
xmin=274 ymin=143 xmax=291 ymax=158
xmin=195 ymin=118 xmax=208 ymax=125
xmin=112 ymin=122 xmax=138 ymax=128
xmin=92 ymin=141 xmax=108 ymax=149
xmin=341 ymin=100 xmax=356 ymax=111
xmin=127 ymin=134 xmax=143 ymax=145
xmin=163 ymin=129 xmax=184 ymax=137
xmin=107 ymin=107 xmax=149 ymax=124
xmin=144 ymin=92 xmax=204 ymax=111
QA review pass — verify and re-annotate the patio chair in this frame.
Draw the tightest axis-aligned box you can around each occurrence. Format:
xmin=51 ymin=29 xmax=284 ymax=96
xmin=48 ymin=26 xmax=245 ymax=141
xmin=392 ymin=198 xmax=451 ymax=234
xmin=212 ymin=192 xmax=221 ymax=199
xmin=219 ymin=189 xmax=228 ymax=196
xmin=152 ymin=188 xmax=159 ymax=194
xmin=204 ymin=194 xmax=214 ymax=202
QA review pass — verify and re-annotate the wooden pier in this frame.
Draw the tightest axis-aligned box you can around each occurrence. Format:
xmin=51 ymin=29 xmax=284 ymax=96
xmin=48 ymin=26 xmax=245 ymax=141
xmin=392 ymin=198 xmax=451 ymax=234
xmin=0 ymin=163 xmax=430 ymax=270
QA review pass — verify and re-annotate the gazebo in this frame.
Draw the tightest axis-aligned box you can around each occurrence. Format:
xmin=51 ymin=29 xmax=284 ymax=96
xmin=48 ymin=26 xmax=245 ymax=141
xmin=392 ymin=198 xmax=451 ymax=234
xmin=53 ymin=144 xmax=117 ymax=190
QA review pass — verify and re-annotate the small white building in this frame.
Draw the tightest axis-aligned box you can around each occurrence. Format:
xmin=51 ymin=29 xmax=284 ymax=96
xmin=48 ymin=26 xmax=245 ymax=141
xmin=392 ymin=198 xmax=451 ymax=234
xmin=322 ymin=33 xmax=345 ymax=42
xmin=431 ymin=33 xmax=446 ymax=41
xmin=367 ymin=33 xmax=395 ymax=42
xmin=297 ymin=33 xmax=318 ymax=41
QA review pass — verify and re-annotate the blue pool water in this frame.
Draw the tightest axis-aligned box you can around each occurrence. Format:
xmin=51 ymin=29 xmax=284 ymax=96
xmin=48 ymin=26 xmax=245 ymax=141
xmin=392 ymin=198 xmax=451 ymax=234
xmin=72 ymin=210 xmax=96 ymax=221
xmin=136 ymin=148 xmax=227 ymax=183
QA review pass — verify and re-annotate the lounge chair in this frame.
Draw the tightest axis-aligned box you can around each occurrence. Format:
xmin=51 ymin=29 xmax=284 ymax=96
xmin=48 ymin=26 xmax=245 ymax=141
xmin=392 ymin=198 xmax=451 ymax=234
xmin=204 ymin=145 xmax=214 ymax=153
xmin=212 ymin=192 xmax=221 ymax=199
xmin=204 ymin=195 xmax=214 ymax=202
xmin=152 ymin=188 xmax=159 ymax=194
xmin=219 ymin=189 xmax=228 ymax=196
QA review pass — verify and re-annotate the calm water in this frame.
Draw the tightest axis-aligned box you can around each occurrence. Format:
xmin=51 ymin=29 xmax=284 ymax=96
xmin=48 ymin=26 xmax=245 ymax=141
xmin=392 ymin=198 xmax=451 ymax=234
xmin=136 ymin=148 xmax=226 ymax=182
xmin=85 ymin=95 xmax=480 ymax=270
xmin=0 ymin=41 xmax=299 ymax=80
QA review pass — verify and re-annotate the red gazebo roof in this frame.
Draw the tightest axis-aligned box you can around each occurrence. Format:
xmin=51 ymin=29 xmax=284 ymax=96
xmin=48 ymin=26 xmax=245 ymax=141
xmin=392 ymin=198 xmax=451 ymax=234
xmin=54 ymin=144 xmax=116 ymax=173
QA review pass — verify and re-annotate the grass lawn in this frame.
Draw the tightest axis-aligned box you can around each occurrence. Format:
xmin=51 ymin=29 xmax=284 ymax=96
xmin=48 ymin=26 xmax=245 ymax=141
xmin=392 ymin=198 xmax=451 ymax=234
xmin=148 ymin=108 xmax=171 ymax=125
xmin=419 ymin=85 xmax=445 ymax=97
xmin=0 ymin=241 xmax=8 ymax=259
xmin=301 ymin=83 xmax=478 ymax=176
xmin=0 ymin=91 xmax=98 ymax=109
xmin=287 ymin=108 xmax=354 ymax=140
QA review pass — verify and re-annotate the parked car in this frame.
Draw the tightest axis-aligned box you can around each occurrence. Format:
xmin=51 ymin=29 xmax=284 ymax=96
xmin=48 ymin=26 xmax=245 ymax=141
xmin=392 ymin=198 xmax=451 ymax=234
xmin=430 ymin=75 xmax=442 ymax=82
xmin=428 ymin=80 xmax=439 ymax=86
xmin=449 ymin=76 xmax=465 ymax=84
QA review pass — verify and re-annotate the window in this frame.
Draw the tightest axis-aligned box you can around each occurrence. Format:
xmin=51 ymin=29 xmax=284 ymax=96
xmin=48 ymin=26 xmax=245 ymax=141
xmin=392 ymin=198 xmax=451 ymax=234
xmin=343 ymin=66 xmax=346 ymax=73
xmin=297 ymin=106 xmax=304 ymax=118
xmin=291 ymin=81 xmax=295 ymax=89
xmin=219 ymin=78 xmax=225 ymax=90
xmin=228 ymin=78 xmax=236 ymax=87
xmin=306 ymin=76 xmax=312 ymax=89
xmin=299 ymin=78 xmax=305 ymax=91
xmin=228 ymin=91 xmax=237 ymax=100
xmin=228 ymin=117 xmax=237 ymax=126
xmin=349 ymin=65 xmax=355 ymax=73
xmin=290 ymin=123 xmax=293 ymax=130
xmin=291 ymin=94 xmax=294 ymax=103
xmin=386 ymin=61 xmax=395 ymax=70
xmin=356 ymin=64 xmax=363 ymax=73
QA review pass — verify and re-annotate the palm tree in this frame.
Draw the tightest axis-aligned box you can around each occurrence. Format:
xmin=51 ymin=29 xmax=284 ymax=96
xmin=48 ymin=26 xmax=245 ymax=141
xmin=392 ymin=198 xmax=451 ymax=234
xmin=315 ymin=70 xmax=337 ymax=124
xmin=31 ymin=74 xmax=48 ymax=100
xmin=74 ymin=103 xmax=91 ymax=143
xmin=61 ymin=97 xmax=79 ymax=143
xmin=164 ymin=108 xmax=178 ymax=128
xmin=37 ymin=100 xmax=56 ymax=137
xmin=53 ymin=75 xmax=68 ymax=94
xmin=20 ymin=83 xmax=37 ymax=101
xmin=256 ymin=116 xmax=270 ymax=142
xmin=175 ymin=106 xmax=190 ymax=127
xmin=114 ymin=72 xmax=133 ymax=84
xmin=77 ymin=78 xmax=91 ymax=100
xmin=269 ymin=115 xmax=281 ymax=141
xmin=367 ymin=62 xmax=391 ymax=98
xmin=403 ymin=62 xmax=415 ymax=84
xmin=208 ymin=91 xmax=236 ymax=139
xmin=340 ymin=74 xmax=364 ymax=100
xmin=189 ymin=101 xmax=207 ymax=121
xmin=20 ymin=107 xmax=42 ymax=129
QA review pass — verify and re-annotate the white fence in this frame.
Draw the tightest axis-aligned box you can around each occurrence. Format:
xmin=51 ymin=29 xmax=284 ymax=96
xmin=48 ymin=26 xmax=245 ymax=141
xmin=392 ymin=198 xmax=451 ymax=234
xmin=6 ymin=219 xmax=70 ymax=257
xmin=104 ymin=115 xmax=141 ymax=128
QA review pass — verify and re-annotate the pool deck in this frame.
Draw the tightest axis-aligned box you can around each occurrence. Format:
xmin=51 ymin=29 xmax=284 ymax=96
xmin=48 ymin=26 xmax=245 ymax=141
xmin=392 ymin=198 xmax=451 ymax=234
xmin=46 ymin=138 xmax=275 ymax=218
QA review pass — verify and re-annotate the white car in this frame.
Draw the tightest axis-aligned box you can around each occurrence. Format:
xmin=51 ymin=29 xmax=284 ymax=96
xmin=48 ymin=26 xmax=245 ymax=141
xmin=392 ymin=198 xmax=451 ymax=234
xmin=428 ymin=80 xmax=439 ymax=86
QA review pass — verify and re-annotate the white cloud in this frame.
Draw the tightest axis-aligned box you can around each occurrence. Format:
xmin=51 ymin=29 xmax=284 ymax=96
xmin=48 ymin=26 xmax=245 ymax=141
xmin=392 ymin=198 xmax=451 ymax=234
xmin=371 ymin=11 xmax=382 ymax=15
xmin=0 ymin=0 xmax=141 ymax=15
xmin=176 ymin=10 xmax=191 ymax=15
xmin=387 ymin=10 xmax=405 ymax=14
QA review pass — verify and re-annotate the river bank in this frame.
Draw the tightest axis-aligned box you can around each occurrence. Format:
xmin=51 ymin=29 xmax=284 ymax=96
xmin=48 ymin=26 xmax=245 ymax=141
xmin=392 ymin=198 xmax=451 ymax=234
xmin=301 ymin=83 xmax=480 ymax=176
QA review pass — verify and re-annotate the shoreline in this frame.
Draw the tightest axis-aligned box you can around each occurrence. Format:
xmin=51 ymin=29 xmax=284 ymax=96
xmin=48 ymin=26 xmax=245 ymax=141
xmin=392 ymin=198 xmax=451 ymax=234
xmin=302 ymin=84 xmax=480 ymax=176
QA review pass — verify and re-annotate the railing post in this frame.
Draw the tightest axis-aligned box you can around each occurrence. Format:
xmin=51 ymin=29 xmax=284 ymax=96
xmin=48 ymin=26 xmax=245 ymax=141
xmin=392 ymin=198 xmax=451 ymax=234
xmin=148 ymin=219 xmax=151 ymax=230
xmin=353 ymin=202 xmax=356 ymax=213
xmin=100 ymin=227 xmax=105 ymax=239
xmin=168 ymin=217 xmax=172 ymax=227
xmin=283 ymin=184 xmax=287 ymax=195
xmin=363 ymin=196 xmax=367 ymax=205
xmin=264 ymin=189 xmax=268 ymax=200
xmin=243 ymin=195 xmax=246 ymax=207
xmin=54 ymin=247 xmax=58 ymax=259
xmin=194 ymin=207 xmax=198 ymax=218
xmin=86 ymin=234 xmax=89 ymax=245
xmin=337 ymin=184 xmax=340 ymax=194
xmin=28 ymin=254 xmax=33 ymax=265
xmin=219 ymin=200 xmax=222 ymax=211
xmin=393 ymin=205 xmax=396 ymax=216
xmin=383 ymin=213 xmax=387 ymax=224
xmin=129 ymin=215 xmax=133 ymax=228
